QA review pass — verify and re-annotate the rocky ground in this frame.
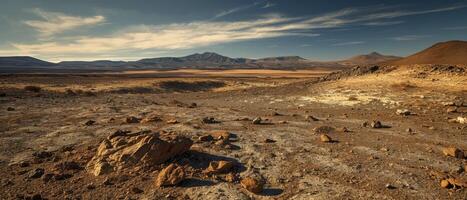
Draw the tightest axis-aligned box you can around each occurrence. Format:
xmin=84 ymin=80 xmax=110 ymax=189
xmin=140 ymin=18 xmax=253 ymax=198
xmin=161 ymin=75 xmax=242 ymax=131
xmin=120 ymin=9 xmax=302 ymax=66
xmin=0 ymin=65 xmax=466 ymax=200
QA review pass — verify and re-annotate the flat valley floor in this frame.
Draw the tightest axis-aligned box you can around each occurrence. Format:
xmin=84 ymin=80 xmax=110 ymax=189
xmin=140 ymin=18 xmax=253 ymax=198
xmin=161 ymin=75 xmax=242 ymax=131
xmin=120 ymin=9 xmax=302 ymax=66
xmin=0 ymin=67 xmax=466 ymax=199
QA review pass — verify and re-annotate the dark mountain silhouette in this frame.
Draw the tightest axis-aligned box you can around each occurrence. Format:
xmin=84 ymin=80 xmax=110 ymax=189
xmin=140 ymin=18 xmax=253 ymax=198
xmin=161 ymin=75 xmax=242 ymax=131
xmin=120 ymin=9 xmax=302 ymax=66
xmin=0 ymin=56 xmax=56 ymax=67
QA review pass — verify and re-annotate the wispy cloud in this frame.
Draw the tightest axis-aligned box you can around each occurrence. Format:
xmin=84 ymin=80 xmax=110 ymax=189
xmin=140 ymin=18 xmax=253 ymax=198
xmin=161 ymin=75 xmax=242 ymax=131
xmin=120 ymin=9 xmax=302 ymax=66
xmin=23 ymin=8 xmax=105 ymax=37
xmin=391 ymin=35 xmax=430 ymax=41
xmin=300 ymin=44 xmax=313 ymax=47
xmin=332 ymin=41 xmax=365 ymax=46
xmin=213 ymin=2 xmax=262 ymax=19
xmin=4 ymin=4 xmax=467 ymax=60
xmin=363 ymin=21 xmax=404 ymax=26
xmin=263 ymin=2 xmax=276 ymax=9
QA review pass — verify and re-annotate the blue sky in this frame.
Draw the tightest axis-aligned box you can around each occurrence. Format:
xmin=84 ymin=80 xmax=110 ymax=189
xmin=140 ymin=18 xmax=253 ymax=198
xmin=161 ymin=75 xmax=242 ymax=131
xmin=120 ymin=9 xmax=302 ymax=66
xmin=0 ymin=0 xmax=466 ymax=62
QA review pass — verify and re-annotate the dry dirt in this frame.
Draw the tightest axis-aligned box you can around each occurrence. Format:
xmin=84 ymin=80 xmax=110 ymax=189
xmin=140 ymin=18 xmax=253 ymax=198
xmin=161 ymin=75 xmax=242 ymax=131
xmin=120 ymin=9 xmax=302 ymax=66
xmin=0 ymin=67 xmax=466 ymax=200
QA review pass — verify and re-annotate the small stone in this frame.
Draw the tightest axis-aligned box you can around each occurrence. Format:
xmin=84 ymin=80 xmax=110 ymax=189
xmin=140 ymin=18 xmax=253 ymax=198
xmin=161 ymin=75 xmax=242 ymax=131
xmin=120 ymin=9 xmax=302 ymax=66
xmin=337 ymin=127 xmax=350 ymax=132
xmin=396 ymin=109 xmax=411 ymax=116
xmin=406 ymin=128 xmax=413 ymax=133
xmin=385 ymin=183 xmax=396 ymax=189
xmin=370 ymin=120 xmax=383 ymax=128
xmin=84 ymin=120 xmax=96 ymax=126
xmin=252 ymin=117 xmax=262 ymax=124
xmin=103 ymin=178 xmax=113 ymax=185
xmin=28 ymin=168 xmax=45 ymax=179
xmin=224 ymin=173 xmax=238 ymax=183
xmin=53 ymin=173 xmax=72 ymax=181
xmin=155 ymin=164 xmax=185 ymax=187
xmin=320 ymin=134 xmax=332 ymax=143
xmin=19 ymin=161 xmax=30 ymax=168
xmin=210 ymin=130 xmax=232 ymax=140
xmin=140 ymin=115 xmax=162 ymax=123
xmin=205 ymin=161 xmax=233 ymax=174
xmin=166 ymin=119 xmax=179 ymax=124
xmin=7 ymin=107 xmax=15 ymax=111
xmin=361 ymin=121 xmax=369 ymax=127
xmin=440 ymin=179 xmax=451 ymax=188
xmin=313 ymin=126 xmax=335 ymax=134
xmin=446 ymin=107 xmax=458 ymax=113
xmin=125 ymin=116 xmax=141 ymax=123
xmin=442 ymin=147 xmax=464 ymax=159
xmin=241 ymin=177 xmax=264 ymax=194
xmin=264 ymin=138 xmax=276 ymax=143
xmin=32 ymin=151 xmax=53 ymax=159
xmin=131 ymin=187 xmax=143 ymax=194
xmin=30 ymin=194 xmax=43 ymax=200
xmin=41 ymin=174 xmax=54 ymax=182
xmin=202 ymin=117 xmax=218 ymax=124
xmin=86 ymin=183 xmax=96 ymax=190
xmin=189 ymin=103 xmax=197 ymax=108
xmin=198 ymin=135 xmax=213 ymax=142
xmin=456 ymin=116 xmax=466 ymax=124
xmin=305 ymin=115 xmax=319 ymax=121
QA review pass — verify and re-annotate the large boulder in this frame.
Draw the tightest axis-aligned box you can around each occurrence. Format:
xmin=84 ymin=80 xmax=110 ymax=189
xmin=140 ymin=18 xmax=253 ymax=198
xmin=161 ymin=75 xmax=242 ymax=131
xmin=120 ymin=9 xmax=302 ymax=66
xmin=86 ymin=130 xmax=193 ymax=176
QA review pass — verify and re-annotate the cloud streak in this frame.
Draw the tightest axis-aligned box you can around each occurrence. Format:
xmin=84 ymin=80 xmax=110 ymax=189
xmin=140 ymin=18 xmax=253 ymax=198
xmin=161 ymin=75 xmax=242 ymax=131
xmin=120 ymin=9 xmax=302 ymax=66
xmin=391 ymin=35 xmax=430 ymax=41
xmin=332 ymin=41 xmax=365 ymax=46
xmin=23 ymin=8 xmax=105 ymax=37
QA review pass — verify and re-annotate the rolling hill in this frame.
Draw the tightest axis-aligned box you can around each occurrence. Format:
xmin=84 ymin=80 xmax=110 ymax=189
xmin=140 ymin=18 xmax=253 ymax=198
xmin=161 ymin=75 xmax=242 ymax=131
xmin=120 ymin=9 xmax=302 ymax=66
xmin=338 ymin=52 xmax=401 ymax=66
xmin=386 ymin=40 xmax=467 ymax=65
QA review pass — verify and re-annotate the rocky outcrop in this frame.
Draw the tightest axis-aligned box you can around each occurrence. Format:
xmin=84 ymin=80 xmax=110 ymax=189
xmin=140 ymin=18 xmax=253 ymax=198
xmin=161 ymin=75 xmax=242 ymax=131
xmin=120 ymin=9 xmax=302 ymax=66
xmin=86 ymin=130 xmax=193 ymax=176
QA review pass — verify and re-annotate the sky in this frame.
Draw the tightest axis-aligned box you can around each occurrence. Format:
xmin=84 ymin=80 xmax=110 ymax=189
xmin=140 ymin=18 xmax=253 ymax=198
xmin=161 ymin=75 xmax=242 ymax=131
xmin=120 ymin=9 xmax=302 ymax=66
xmin=0 ymin=0 xmax=466 ymax=62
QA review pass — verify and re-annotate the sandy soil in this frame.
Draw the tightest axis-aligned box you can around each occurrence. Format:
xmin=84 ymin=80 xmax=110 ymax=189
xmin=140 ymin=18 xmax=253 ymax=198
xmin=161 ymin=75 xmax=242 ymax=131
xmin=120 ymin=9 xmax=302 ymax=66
xmin=0 ymin=66 xmax=465 ymax=200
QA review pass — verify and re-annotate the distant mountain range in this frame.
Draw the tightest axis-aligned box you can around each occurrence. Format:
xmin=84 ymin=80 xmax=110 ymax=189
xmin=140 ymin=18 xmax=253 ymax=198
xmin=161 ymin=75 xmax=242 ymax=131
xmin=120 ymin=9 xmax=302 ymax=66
xmin=3 ymin=40 xmax=465 ymax=72
xmin=0 ymin=52 xmax=397 ymax=72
